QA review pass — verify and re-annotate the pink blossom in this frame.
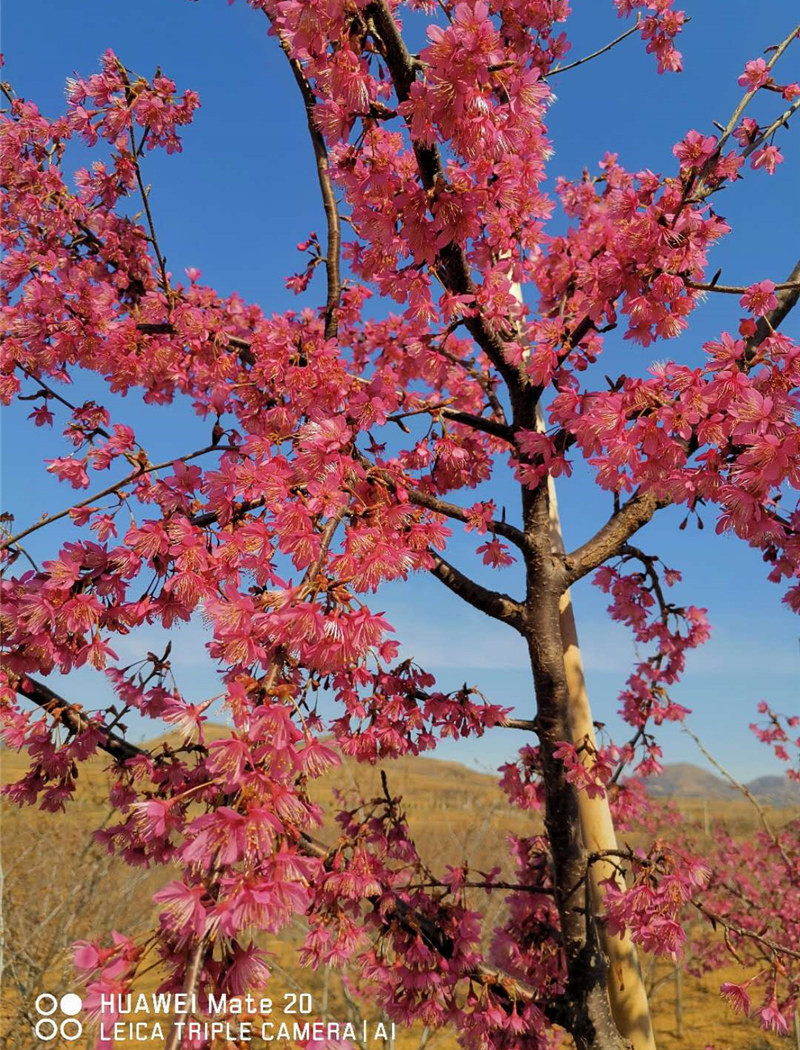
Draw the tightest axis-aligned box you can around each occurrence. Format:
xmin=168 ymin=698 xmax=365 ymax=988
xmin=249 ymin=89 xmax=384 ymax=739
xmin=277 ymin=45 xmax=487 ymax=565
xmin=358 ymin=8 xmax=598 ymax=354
xmin=737 ymin=58 xmax=770 ymax=91
xmin=733 ymin=116 xmax=758 ymax=147
xmin=750 ymin=144 xmax=784 ymax=175
xmin=45 ymin=456 xmax=90 ymax=488
xmin=476 ymin=537 xmax=515 ymax=568
xmin=739 ymin=280 xmax=778 ymax=316
xmin=223 ymin=943 xmax=271 ymax=994
xmin=153 ymin=880 xmax=208 ymax=938
xmin=759 ymin=999 xmax=789 ymax=1035
xmin=720 ymin=982 xmax=751 ymax=1015
xmin=672 ymin=130 xmax=717 ymax=171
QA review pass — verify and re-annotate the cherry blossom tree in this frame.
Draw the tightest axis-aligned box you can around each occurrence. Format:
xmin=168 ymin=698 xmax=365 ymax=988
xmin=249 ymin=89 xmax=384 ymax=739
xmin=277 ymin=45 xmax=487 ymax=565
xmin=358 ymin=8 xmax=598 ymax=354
xmin=2 ymin=3 xmax=800 ymax=1050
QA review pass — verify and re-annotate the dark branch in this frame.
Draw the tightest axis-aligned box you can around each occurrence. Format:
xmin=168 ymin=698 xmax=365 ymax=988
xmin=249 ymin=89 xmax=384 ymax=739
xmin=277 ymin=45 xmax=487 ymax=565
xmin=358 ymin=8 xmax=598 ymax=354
xmin=266 ymin=15 xmax=342 ymax=339
xmin=441 ymin=407 xmax=515 ymax=442
xmin=366 ymin=1 xmax=521 ymax=390
xmin=428 ymin=551 xmax=526 ymax=630
xmin=546 ymin=17 xmax=642 ymax=77
xmin=499 ymin=716 xmax=538 ymax=731
xmin=433 ymin=340 xmax=508 ymax=422
xmin=687 ymin=278 xmax=800 ymax=295
xmin=387 ymin=403 xmax=514 ymax=443
xmin=16 ymin=676 xmax=143 ymax=763
xmin=619 ymin=544 xmax=671 ymax=621
xmin=406 ymin=488 xmax=527 ymax=551
xmin=189 ymin=496 xmax=265 ymax=529
xmin=561 ymin=490 xmax=664 ymax=588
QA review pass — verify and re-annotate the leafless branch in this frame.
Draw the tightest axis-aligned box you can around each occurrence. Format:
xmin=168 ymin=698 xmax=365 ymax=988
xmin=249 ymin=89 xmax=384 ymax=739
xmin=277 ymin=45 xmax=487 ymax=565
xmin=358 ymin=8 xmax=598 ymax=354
xmin=744 ymin=255 xmax=800 ymax=362
xmin=687 ymin=279 xmax=800 ymax=294
xmin=15 ymin=363 xmax=110 ymax=437
xmin=683 ymin=724 xmax=793 ymax=871
xmin=15 ymin=676 xmax=143 ymax=763
xmin=499 ymin=716 xmax=538 ymax=731
xmin=692 ymin=900 xmax=800 ymax=962
xmin=695 ymin=21 xmax=800 ymax=197
xmin=265 ymin=14 xmax=342 ymax=338
xmin=365 ymin=0 xmax=521 ymax=390
xmin=547 ymin=17 xmax=642 ymax=77
xmin=402 ymin=486 xmax=527 ymax=551
xmin=118 ymin=63 xmax=172 ymax=300
xmin=428 ymin=551 xmax=526 ymax=630
xmin=742 ymin=96 xmax=800 ymax=159
xmin=163 ymin=940 xmax=209 ymax=1050
xmin=561 ymin=490 xmax=665 ymax=588
xmin=388 ymin=401 xmax=514 ymax=443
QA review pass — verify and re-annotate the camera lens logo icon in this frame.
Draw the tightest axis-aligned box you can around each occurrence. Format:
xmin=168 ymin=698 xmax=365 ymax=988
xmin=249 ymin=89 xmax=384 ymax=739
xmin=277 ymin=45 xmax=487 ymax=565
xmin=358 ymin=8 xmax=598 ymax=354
xmin=34 ymin=993 xmax=83 ymax=1042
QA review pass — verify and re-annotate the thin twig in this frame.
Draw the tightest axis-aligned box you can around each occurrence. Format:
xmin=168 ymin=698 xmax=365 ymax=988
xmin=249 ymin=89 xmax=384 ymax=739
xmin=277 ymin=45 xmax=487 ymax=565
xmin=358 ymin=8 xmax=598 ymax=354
xmin=742 ymin=96 xmax=800 ymax=160
xmin=687 ymin=279 xmax=800 ymax=294
xmin=363 ymin=458 xmax=527 ymax=550
xmin=0 ymin=444 xmax=237 ymax=551
xmin=692 ymin=900 xmax=800 ymax=962
xmin=695 ymin=22 xmax=800 ymax=198
xmin=683 ymin=724 xmax=793 ymax=871
xmin=744 ymin=256 xmax=800 ymax=363
xmin=547 ymin=18 xmax=642 ymax=77
xmin=117 ymin=63 xmax=172 ymax=300
xmin=15 ymin=363 xmax=111 ymax=437
xmin=266 ymin=15 xmax=342 ymax=339
xmin=163 ymin=937 xmax=208 ymax=1050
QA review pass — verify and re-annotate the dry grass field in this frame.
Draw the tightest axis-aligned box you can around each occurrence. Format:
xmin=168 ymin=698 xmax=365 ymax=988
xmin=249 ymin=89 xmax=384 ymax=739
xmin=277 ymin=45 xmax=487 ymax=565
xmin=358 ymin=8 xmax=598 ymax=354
xmin=1 ymin=731 xmax=797 ymax=1050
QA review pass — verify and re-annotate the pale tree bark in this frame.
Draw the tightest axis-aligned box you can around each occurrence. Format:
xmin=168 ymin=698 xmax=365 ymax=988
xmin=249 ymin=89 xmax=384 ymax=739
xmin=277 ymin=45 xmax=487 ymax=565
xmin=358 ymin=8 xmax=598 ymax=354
xmin=546 ymin=467 xmax=656 ymax=1050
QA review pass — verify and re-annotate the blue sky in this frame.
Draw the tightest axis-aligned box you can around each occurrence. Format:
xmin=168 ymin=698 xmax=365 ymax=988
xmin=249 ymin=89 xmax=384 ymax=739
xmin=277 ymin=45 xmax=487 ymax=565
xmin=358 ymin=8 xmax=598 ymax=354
xmin=3 ymin=1 xmax=799 ymax=781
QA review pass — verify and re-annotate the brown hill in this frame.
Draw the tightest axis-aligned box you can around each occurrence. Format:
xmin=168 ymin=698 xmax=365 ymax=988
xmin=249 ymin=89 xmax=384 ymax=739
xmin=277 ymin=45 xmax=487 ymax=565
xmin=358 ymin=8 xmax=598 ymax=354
xmin=645 ymin=761 xmax=800 ymax=806
xmin=645 ymin=762 xmax=737 ymax=800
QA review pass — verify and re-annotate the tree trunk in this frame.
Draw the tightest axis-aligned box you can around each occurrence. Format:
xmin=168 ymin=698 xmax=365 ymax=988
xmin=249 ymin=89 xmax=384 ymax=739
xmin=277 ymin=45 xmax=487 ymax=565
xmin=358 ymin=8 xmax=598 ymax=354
xmin=525 ymin=600 xmax=629 ymax=1050
xmin=522 ymin=476 xmax=628 ymax=1050
xmin=513 ymin=283 xmax=654 ymax=1048
xmin=544 ymin=420 xmax=656 ymax=1050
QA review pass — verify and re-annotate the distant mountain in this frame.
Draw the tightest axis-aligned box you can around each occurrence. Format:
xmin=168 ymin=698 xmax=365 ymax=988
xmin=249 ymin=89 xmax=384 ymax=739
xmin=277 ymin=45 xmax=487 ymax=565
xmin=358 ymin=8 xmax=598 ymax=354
xmin=745 ymin=774 xmax=800 ymax=807
xmin=646 ymin=763 xmax=737 ymax=800
xmin=646 ymin=762 xmax=800 ymax=805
